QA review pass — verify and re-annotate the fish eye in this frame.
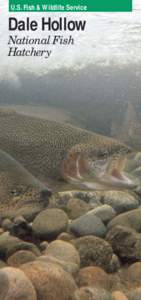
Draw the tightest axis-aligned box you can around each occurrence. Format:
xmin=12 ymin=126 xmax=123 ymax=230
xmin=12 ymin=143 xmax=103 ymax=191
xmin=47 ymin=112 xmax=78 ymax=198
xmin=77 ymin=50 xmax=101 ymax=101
xmin=99 ymin=150 xmax=108 ymax=158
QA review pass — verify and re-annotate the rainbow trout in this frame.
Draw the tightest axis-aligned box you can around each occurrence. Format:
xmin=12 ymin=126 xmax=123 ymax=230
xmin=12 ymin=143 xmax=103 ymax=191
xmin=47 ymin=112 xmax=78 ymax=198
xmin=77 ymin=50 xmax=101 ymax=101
xmin=0 ymin=109 xmax=136 ymax=191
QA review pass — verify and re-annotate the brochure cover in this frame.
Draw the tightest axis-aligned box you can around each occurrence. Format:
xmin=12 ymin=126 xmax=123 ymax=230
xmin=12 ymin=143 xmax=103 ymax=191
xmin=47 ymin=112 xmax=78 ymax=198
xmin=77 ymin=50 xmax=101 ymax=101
xmin=0 ymin=0 xmax=141 ymax=298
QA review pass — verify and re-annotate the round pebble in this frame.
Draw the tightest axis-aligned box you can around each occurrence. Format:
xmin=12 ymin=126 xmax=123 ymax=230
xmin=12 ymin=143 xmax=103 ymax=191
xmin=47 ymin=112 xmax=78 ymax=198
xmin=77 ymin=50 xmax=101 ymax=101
xmin=70 ymin=212 xmax=106 ymax=238
xmin=112 ymin=291 xmax=129 ymax=300
xmin=73 ymin=235 xmax=113 ymax=270
xmin=0 ymin=267 xmax=37 ymax=300
xmin=78 ymin=266 xmax=110 ymax=289
xmin=21 ymin=260 xmax=77 ymax=300
xmin=46 ymin=240 xmax=80 ymax=266
xmin=7 ymin=250 xmax=37 ymax=267
xmin=32 ymin=208 xmax=69 ymax=239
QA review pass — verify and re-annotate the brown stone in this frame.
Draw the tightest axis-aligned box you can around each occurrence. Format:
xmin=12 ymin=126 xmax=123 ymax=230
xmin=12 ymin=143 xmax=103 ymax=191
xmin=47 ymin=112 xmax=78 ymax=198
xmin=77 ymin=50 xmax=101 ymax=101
xmin=73 ymin=235 xmax=113 ymax=270
xmin=78 ymin=266 xmax=110 ymax=289
xmin=46 ymin=240 xmax=80 ymax=266
xmin=7 ymin=250 xmax=37 ymax=267
xmin=57 ymin=232 xmax=75 ymax=242
xmin=128 ymin=287 xmax=141 ymax=300
xmin=75 ymin=287 xmax=112 ymax=300
xmin=32 ymin=208 xmax=69 ymax=239
xmin=66 ymin=198 xmax=90 ymax=219
xmin=112 ymin=291 xmax=129 ymax=300
xmin=38 ymin=255 xmax=79 ymax=275
xmin=0 ymin=267 xmax=37 ymax=300
xmin=127 ymin=262 xmax=141 ymax=286
xmin=21 ymin=260 xmax=77 ymax=300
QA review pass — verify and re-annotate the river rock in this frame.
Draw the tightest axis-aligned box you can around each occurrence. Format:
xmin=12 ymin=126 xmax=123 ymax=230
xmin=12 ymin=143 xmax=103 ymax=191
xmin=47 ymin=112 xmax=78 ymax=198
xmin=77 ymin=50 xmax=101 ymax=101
xmin=50 ymin=191 xmax=102 ymax=208
xmin=7 ymin=250 xmax=37 ymax=267
xmin=73 ymin=235 xmax=113 ymax=270
xmin=70 ymin=191 xmax=103 ymax=206
xmin=45 ymin=240 xmax=80 ymax=266
xmin=57 ymin=232 xmax=75 ymax=242
xmin=39 ymin=241 xmax=49 ymax=252
xmin=128 ymin=287 xmax=141 ymax=300
xmin=21 ymin=260 xmax=77 ymax=300
xmin=32 ymin=208 xmax=68 ymax=239
xmin=0 ymin=267 xmax=37 ymax=300
xmin=48 ymin=193 xmax=70 ymax=209
xmin=66 ymin=197 xmax=90 ymax=219
xmin=69 ymin=212 xmax=106 ymax=238
xmin=107 ymin=254 xmax=121 ymax=273
xmin=14 ymin=215 xmax=28 ymax=225
xmin=102 ymin=191 xmax=139 ymax=214
xmin=11 ymin=215 xmax=32 ymax=239
xmin=75 ymin=287 xmax=112 ymax=300
xmin=0 ymin=232 xmax=40 ymax=259
xmin=91 ymin=205 xmax=116 ymax=224
xmin=38 ymin=255 xmax=79 ymax=275
xmin=78 ymin=266 xmax=110 ymax=289
xmin=1 ymin=219 xmax=13 ymax=231
xmin=106 ymin=225 xmax=141 ymax=261
xmin=127 ymin=262 xmax=141 ymax=286
xmin=108 ymin=208 xmax=141 ymax=232
xmin=112 ymin=291 xmax=129 ymax=300
xmin=109 ymin=273 xmax=125 ymax=293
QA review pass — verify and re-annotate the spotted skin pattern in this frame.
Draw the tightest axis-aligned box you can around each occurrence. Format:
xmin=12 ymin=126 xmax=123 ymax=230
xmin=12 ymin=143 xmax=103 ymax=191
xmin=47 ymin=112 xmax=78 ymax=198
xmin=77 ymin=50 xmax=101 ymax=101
xmin=0 ymin=110 xmax=131 ymax=186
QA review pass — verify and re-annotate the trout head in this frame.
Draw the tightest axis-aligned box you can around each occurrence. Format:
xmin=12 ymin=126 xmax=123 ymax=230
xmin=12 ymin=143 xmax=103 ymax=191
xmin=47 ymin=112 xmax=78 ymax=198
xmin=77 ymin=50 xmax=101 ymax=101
xmin=62 ymin=138 xmax=137 ymax=190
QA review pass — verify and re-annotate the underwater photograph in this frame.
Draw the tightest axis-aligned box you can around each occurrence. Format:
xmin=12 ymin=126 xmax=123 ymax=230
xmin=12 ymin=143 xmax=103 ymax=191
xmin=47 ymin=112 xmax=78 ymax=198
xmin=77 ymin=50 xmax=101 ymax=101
xmin=0 ymin=0 xmax=141 ymax=299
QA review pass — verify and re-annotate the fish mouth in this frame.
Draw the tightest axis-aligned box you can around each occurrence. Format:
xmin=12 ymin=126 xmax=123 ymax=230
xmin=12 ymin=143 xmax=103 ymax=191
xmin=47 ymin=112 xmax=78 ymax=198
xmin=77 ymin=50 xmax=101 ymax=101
xmin=62 ymin=152 xmax=137 ymax=190
xmin=97 ymin=169 xmax=136 ymax=189
xmin=91 ymin=156 xmax=137 ymax=190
